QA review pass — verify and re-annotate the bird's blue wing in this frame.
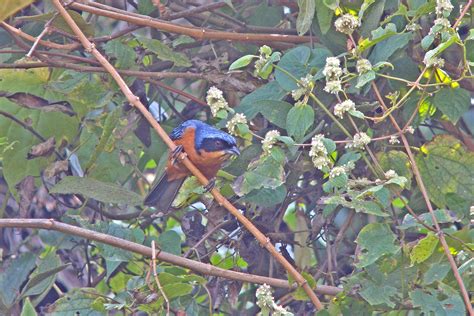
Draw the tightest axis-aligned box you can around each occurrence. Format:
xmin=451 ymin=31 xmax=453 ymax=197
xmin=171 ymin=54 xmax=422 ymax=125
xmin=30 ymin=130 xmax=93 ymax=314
xmin=169 ymin=120 xmax=201 ymax=141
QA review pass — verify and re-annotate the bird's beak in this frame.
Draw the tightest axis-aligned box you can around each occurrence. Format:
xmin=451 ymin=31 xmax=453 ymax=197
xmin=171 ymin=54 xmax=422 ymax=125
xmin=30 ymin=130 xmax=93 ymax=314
xmin=225 ymin=146 xmax=240 ymax=156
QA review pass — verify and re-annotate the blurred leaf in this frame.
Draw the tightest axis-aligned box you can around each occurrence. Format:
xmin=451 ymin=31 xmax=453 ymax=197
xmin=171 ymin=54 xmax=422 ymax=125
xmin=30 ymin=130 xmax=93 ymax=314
xmin=275 ymin=46 xmax=331 ymax=91
xmin=292 ymin=272 xmax=316 ymax=300
xmin=410 ymin=288 xmax=464 ymax=316
xmin=368 ymin=30 xmax=412 ymax=63
xmin=234 ymin=155 xmax=285 ymax=196
xmin=136 ymin=36 xmax=191 ymax=67
xmin=315 ymin=0 xmax=333 ymax=34
xmin=0 ymin=0 xmax=34 ymax=21
xmin=229 ymin=55 xmax=255 ymax=70
xmin=294 ymin=211 xmax=312 ymax=269
xmin=356 ymin=223 xmax=400 ymax=267
xmin=50 ymin=176 xmax=143 ymax=205
xmin=286 ymin=103 xmax=314 ymax=140
xmin=377 ymin=150 xmax=413 ymax=189
xmin=0 ymin=91 xmax=75 ymax=116
xmin=254 ymin=100 xmax=292 ymax=129
xmin=432 ymin=87 xmax=470 ymax=123
xmin=137 ymin=0 xmax=155 ymax=15
xmin=296 ymin=0 xmax=316 ymax=35
xmin=242 ymin=185 xmax=287 ymax=206
xmin=423 ymin=261 xmax=450 ymax=284
xmin=410 ymin=232 xmax=439 ymax=265
xmin=0 ymin=253 xmax=36 ymax=310
xmin=399 ymin=209 xmax=457 ymax=229
xmin=18 ymin=10 xmax=94 ymax=36
xmin=158 ymin=230 xmax=182 ymax=256
xmin=359 ymin=279 xmax=398 ymax=308
xmin=44 ymin=288 xmax=103 ymax=316
xmin=21 ymin=252 xmax=67 ymax=300
xmin=236 ymin=81 xmax=287 ymax=118
xmin=20 ymin=298 xmax=37 ymax=316
xmin=104 ymin=40 xmax=137 ymax=69
xmin=359 ymin=0 xmax=385 ymax=38
xmin=415 ymin=135 xmax=474 ymax=208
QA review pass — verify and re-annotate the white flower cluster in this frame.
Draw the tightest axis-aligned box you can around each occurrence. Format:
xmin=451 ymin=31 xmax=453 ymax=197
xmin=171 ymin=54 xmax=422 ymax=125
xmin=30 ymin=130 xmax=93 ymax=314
xmin=329 ymin=166 xmax=346 ymax=178
xmin=262 ymin=130 xmax=280 ymax=154
xmin=384 ymin=169 xmax=398 ymax=179
xmin=226 ymin=113 xmax=247 ymax=136
xmin=346 ymin=132 xmax=371 ymax=149
xmin=206 ymin=86 xmax=230 ymax=117
xmin=435 ymin=0 xmax=454 ymax=16
xmin=334 ymin=14 xmax=360 ymax=35
xmin=309 ymin=134 xmax=331 ymax=170
xmin=356 ymin=58 xmax=372 ymax=74
xmin=424 ymin=56 xmax=445 ymax=68
xmin=389 ymin=135 xmax=400 ymax=144
xmin=292 ymin=74 xmax=314 ymax=101
xmin=256 ymin=284 xmax=293 ymax=316
xmin=334 ymin=99 xmax=356 ymax=119
xmin=323 ymin=57 xmax=343 ymax=94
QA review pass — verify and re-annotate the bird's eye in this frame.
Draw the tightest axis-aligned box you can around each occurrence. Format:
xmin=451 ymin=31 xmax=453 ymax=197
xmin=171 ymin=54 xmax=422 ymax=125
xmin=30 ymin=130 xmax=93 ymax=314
xmin=214 ymin=139 xmax=224 ymax=147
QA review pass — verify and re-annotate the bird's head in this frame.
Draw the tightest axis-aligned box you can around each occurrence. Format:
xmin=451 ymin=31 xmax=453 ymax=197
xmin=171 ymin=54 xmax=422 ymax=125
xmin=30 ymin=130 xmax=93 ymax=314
xmin=193 ymin=121 xmax=240 ymax=161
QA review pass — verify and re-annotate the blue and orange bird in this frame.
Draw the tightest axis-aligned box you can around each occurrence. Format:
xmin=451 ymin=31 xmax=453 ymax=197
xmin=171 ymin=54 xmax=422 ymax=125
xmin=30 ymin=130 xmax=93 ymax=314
xmin=144 ymin=120 xmax=240 ymax=211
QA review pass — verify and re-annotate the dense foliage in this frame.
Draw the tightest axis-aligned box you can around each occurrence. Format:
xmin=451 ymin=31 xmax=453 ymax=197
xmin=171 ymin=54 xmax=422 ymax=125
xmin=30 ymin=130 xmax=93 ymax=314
xmin=0 ymin=0 xmax=473 ymax=315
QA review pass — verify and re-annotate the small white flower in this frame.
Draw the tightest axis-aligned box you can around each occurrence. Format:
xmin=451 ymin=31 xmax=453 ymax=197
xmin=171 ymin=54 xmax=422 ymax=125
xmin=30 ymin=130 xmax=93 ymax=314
xmin=256 ymin=284 xmax=274 ymax=309
xmin=324 ymin=80 xmax=342 ymax=94
xmin=309 ymin=134 xmax=331 ymax=170
xmin=330 ymin=166 xmax=346 ymax=178
xmin=334 ymin=14 xmax=360 ymax=34
xmin=435 ymin=0 xmax=454 ymax=16
xmin=424 ymin=56 xmax=445 ymax=68
xmin=206 ymin=86 xmax=230 ymax=117
xmin=384 ymin=169 xmax=398 ymax=179
xmin=262 ymin=130 xmax=280 ymax=154
xmin=346 ymin=132 xmax=371 ymax=149
xmin=323 ymin=57 xmax=343 ymax=80
xmin=334 ymin=99 xmax=356 ymax=119
xmin=356 ymin=59 xmax=372 ymax=74
xmin=406 ymin=23 xmax=421 ymax=31
xmin=226 ymin=113 xmax=247 ymax=136
xmin=389 ymin=135 xmax=400 ymax=144
xmin=406 ymin=126 xmax=415 ymax=134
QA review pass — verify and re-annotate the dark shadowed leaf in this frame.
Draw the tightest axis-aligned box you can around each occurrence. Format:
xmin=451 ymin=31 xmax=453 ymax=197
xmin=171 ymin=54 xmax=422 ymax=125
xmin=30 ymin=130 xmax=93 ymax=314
xmin=0 ymin=91 xmax=75 ymax=116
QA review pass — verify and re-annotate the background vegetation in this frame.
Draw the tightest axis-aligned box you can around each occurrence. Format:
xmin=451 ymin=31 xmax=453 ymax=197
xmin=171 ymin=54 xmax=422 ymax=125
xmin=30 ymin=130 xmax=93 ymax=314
xmin=0 ymin=0 xmax=473 ymax=315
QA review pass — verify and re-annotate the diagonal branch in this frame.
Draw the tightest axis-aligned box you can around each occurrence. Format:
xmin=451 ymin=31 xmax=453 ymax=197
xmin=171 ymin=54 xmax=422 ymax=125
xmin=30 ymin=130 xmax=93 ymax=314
xmin=50 ymin=0 xmax=324 ymax=310
xmin=0 ymin=218 xmax=341 ymax=296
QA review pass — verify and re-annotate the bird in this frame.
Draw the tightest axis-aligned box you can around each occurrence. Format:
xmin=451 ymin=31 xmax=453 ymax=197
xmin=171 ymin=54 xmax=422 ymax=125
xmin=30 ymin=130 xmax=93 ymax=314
xmin=144 ymin=120 xmax=240 ymax=211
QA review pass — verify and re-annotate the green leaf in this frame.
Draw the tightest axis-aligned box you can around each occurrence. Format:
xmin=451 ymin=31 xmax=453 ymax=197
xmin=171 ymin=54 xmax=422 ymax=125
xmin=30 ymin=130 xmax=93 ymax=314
xmin=243 ymin=185 xmax=287 ymax=206
xmin=0 ymin=0 xmax=34 ymax=21
xmin=253 ymin=100 xmax=293 ymax=129
xmin=423 ymin=261 xmax=451 ymax=284
xmin=136 ymin=36 xmax=191 ymax=67
xmin=21 ymin=298 xmax=37 ymax=316
xmin=359 ymin=0 xmax=386 ymax=39
xmin=292 ymin=272 xmax=317 ymax=300
xmin=162 ymin=283 xmax=193 ymax=300
xmin=50 ymin=176 xmax=143 ymax=206
xmin=433 ymin=87 xmax=470 ymax=123
xmin=286 ymin=103 xmax=314 ymax=140
xmin=315 ymin=0 xmax=334 ymax=34
xmin=356 ymin=70 xmax=376 ymax=88
xmin=356 ymin=223 xmax=400 ymax=267
xmin=0 ymin=253 xmax=36 ymax=310
xmin=275 ymin=46 xmax=331 ymax=91
xmin=399 ymin=209 xmax=457 ymax=229
xmin=229 ymin=55 xmax=255 ymax=70
xmin=410 ymin=289 xmax=464 ymax=316
xmin=158 ymin=230 xmax=182 ymax=256
xmin=104 ymin=40 xmax=137 ymax=69
xmin=359 ymin=279 xmax=398 ymax=308
xmin=415 ymin=135 xmax=474 ymax=208
xmin=44 ymin=288 xmax=103 ymax=316
xmin=369 ymin=32 xmax=413 ymax=64
xmin=424 ymin=35 xmax=459 ymax=66
xmin=21 ymin=252 xmax=67 ymax=300
xmin=296 ymin=0 xmax=316 ymax=35
xmin=377 ymin=150 xmax=413 ymax=189
xmin=410 ymin=232 xmax=439 ymax=264
xmin=234 ymin=155 xmax=285 ymax=196
xmin=236 ymin=81 xmax=287 ymax=119
xmin=323 ymin=195 xmax=388 ymax=217
xmin=137 ymin=0 xmax=155 ymax=15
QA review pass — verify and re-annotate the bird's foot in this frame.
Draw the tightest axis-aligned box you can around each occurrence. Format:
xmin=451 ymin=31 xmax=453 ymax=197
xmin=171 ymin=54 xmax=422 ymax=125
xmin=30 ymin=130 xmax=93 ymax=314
xmin=171 ymin=145 xmax=184 ymax=165
xmin=203 ymin=178 xmax=216 ymax=193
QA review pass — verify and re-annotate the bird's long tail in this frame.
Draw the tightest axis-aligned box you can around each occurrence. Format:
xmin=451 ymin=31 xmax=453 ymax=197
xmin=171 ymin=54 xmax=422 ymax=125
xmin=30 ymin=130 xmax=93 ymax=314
xmin=144 ymin=173 xmax=186 ymax=212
